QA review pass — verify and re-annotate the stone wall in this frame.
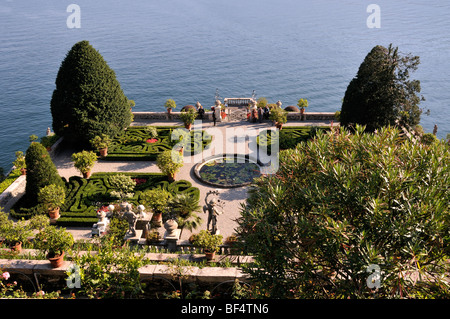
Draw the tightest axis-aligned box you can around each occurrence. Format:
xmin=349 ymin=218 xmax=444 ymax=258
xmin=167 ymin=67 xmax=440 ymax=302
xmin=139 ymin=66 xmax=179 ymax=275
xmin=132 ymin=111 xmax=335 ymax=122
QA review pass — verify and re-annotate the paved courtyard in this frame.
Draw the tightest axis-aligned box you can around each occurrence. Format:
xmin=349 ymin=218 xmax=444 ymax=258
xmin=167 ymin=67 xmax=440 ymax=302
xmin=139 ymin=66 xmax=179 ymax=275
xmin=53 ymin=118 xmax=333 ymax=243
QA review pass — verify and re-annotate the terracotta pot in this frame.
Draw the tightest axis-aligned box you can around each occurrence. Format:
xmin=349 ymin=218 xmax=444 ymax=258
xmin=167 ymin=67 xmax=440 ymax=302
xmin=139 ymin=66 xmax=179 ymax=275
xmin=48 ymin=207 xmax=60 ymax=221
xmin=168 ymin=173 xmax=176 ymax=182
xmin=151 ymin=212 xmax=163 ymax=227
xmin=167 ymin=108 xmax=172 ymax=114
xmin=48 ymin=251 xmax=65 ymax=268
xmin=185 ymin=123 xmax=192 ymax=130
xmin=82 ymin=171 xmax=92 ymax=179
xmin=221 ymin=112 xmax=226 ymax=119
xmin=204 ymin=250 xmax=216 ymax=261
xmin=20 ymin=168 xmax=27 ymax=175
xmin=10 ymin=241 xmax=22 ymax=253
xmin=99 ymin=148 xmax=108 ymax=157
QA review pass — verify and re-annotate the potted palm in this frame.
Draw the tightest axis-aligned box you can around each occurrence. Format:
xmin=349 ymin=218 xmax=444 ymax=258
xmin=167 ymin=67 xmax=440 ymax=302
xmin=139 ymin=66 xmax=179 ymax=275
xmin=192 ymin=230 xmax=223 ymax=260
xmin=297 ymin=98 xmax=308 ymax=120
xmin=90 ymin=134 xmax=112 ymax=157
xmin=156 ymin=149 xmax=184 ymax=182
xmin=169 ymin=193 xmax=202 ymax=232
xmin=12 ymin=151 xmax=26 ymax=175
xmin=35 ymin=225 xmax=74 ymax=268
xmin=37 ymin=184 xmax=66 ymax=222
xmin=165 ymin=99 xmax=177 ymax=114
xmin=71 ymin=150 xmax=97 ymax=178
xmin=141 ymin=188 xmax=172 ymax=227
xmin=179 ymin=109 xmax=198 ymax=130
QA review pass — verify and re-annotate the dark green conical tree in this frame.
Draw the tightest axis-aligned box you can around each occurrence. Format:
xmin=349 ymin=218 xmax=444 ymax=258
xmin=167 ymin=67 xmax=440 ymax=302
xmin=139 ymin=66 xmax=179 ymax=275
xmin=25 ymin=142 xmax=65 ymax=204
xmin=340 ymin=44 xmax=423 ymax=132
xmin=50 ymin=40 xmax=133 ymax=146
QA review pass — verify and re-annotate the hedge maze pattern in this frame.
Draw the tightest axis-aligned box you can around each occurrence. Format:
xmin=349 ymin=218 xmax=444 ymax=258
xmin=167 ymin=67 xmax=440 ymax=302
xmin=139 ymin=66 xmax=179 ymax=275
xmin=257 ymin=126 xmax=329 ymax=151
xmin=105 ymin=126 xmax=212 ymax=161
xmin=57 ymin=172 xmax=200 ymax=226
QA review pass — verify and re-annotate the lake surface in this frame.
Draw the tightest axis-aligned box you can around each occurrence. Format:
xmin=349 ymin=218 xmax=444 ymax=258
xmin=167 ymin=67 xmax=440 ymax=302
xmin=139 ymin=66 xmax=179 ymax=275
xmin=1 ymin=0 xmax=449 ymax=170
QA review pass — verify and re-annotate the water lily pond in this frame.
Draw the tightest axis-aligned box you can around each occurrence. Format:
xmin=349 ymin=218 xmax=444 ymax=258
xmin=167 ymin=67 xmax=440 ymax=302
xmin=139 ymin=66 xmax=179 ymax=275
xmin=196 ymin=155 xmax=261 ymax=187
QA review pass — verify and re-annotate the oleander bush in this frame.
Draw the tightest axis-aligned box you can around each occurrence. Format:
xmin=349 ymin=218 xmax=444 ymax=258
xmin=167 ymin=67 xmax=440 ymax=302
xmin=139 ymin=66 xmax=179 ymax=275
xmin=11 ymin=172 xmax=200 ymax=227
xmin=105 ymin=126 xmax=212 ymax=161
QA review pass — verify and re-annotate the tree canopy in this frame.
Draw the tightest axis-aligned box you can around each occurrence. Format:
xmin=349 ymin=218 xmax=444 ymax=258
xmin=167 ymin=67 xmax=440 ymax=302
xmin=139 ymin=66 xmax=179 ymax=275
xmin=50 ymin=40 xmax=133 ymax=147
xmin=340 ymin=44 xmax=424 ymax=132
xmin=236 ymin=125 xmax=450 ymax=298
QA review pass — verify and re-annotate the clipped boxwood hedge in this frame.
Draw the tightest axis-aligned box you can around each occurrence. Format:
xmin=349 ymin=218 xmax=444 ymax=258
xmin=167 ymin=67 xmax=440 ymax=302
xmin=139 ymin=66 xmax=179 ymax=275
xmin=105 ymin=126 xmax=212 ymax=161
xmin=11 ymin=172 xmax=200 ymax=227
xmin=257 ymin=126 xmax=330 ymax=153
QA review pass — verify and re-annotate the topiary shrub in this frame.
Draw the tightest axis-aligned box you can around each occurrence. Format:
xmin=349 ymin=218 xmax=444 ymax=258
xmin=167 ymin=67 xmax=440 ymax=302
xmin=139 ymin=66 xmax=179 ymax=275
xmin=24 ymin=142 xmax=65 ymax=205
xmin=51 ymin=40 xmax=133 ymax=147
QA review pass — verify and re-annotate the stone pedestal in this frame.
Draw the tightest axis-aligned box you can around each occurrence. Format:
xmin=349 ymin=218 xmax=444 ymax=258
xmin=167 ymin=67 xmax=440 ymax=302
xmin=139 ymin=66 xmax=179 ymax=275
xmin=124 ymin=229 xmax=143 ymax=246
xmin=164 ymin=219 xmax=181 ymax=252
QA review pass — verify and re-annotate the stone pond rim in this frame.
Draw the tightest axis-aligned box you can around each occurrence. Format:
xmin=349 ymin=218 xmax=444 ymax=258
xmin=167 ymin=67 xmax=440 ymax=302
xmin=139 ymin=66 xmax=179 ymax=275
xmin=193 ymin=154 xmax=263 ymax=188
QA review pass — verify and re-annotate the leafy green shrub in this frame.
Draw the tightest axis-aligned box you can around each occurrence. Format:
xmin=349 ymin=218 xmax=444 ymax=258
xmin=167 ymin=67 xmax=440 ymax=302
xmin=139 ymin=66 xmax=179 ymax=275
xmin=108 ymin=174 xmax=136 ymax=201
xmin=238 ymin=125 xmax=450 ymax=298
xmin=192 ymin=230 xmax=223 ymax=253
xmin=34 ymin=225 xmax=74 ymax=258
xmin=156 ymin=149 xmax=184 ymax=181
xmin=72 ymin=150 xmax=97 ymax=176
xmin=24 ymin=142 xmax=65 ymax=204
xmin=38 ymin=184 xmax=66 ymax=211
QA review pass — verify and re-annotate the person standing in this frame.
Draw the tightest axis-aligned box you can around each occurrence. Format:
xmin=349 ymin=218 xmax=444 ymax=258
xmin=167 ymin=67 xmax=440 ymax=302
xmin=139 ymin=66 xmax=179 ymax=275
xmin=212 ymin=106 xmax=217 ymax=126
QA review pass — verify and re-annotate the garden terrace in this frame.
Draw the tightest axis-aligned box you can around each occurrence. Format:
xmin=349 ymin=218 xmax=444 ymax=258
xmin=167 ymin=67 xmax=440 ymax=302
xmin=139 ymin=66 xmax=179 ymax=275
xmin=105 ymin=126 xmax=212 ymax=161
xmin=10 ymin=172 xmax=200 ymax=227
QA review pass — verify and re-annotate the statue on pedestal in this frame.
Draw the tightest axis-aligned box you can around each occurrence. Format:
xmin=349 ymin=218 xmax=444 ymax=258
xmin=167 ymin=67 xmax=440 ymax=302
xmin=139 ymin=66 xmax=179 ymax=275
xmin=203 ymin=190 xmax=224 ymax=235
xmin=123 ymin=203 xmax=138 ymax=237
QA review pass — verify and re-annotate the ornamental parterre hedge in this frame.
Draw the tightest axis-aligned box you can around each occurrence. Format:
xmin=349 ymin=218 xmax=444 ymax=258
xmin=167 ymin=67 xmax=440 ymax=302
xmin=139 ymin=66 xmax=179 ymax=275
xmin=11 ymin=172 xmax=200 ymax=227
xmin=105 ymin=126 xmax=212 ymax=161
xmin=257 ymin=126 xmax=330 ymax=153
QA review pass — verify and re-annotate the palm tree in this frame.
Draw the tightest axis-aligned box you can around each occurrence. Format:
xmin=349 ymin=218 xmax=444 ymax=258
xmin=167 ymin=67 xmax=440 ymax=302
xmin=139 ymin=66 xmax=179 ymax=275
xmin=169 ymin=194 xmax=202 ymax=232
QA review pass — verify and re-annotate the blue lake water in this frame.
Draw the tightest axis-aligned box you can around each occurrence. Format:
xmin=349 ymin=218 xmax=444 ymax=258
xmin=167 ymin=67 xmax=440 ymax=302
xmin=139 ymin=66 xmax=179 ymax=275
xmin=0 ymin=0 xmax=449 ymax=170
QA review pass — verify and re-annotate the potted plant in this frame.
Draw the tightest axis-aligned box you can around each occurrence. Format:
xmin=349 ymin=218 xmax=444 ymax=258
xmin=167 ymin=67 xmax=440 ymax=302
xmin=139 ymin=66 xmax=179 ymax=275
xmin=71 ymin=150 xmax=97 ymax=178
xmin=90 ymin=134 xmax=112 ymax=157
xmin=169 ymin=193 xmax=202 ymax=232
xmin=269 ymin=107 xmax=288 ymax=130
xmin=297 ymin=98 xmax=308 ymax=120
xmin=141 ymin=188 xmax=172 ymax=227
xmin=179 ymin=109 xmax=198 ymax=130
xmin=165 ymin=99 xmax=177 ymax=114
xmin=192 ymin=230 xmax=223 ymax=260
xmin=35 ymin=225 xmax=74 ymax=268
xmin=1 ymin=217 xmax=32 ymax=253
xmin=12 ymin=151 xmax=26 ymax=175
xmin=156 ymin=149 xmax=184 ymax=182
xmin=37 ymin=184 xmax=66 ymax=222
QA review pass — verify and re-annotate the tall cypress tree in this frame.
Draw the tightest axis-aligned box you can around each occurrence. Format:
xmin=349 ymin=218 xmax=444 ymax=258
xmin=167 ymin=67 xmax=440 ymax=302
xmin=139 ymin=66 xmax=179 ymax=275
xmin=25 ymin=142 xmax=65 ymax=204
xmin=340 ymin=44 xmax=423 ymax=132
xmin=50 ymin=40 xmax=133 ymax=146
